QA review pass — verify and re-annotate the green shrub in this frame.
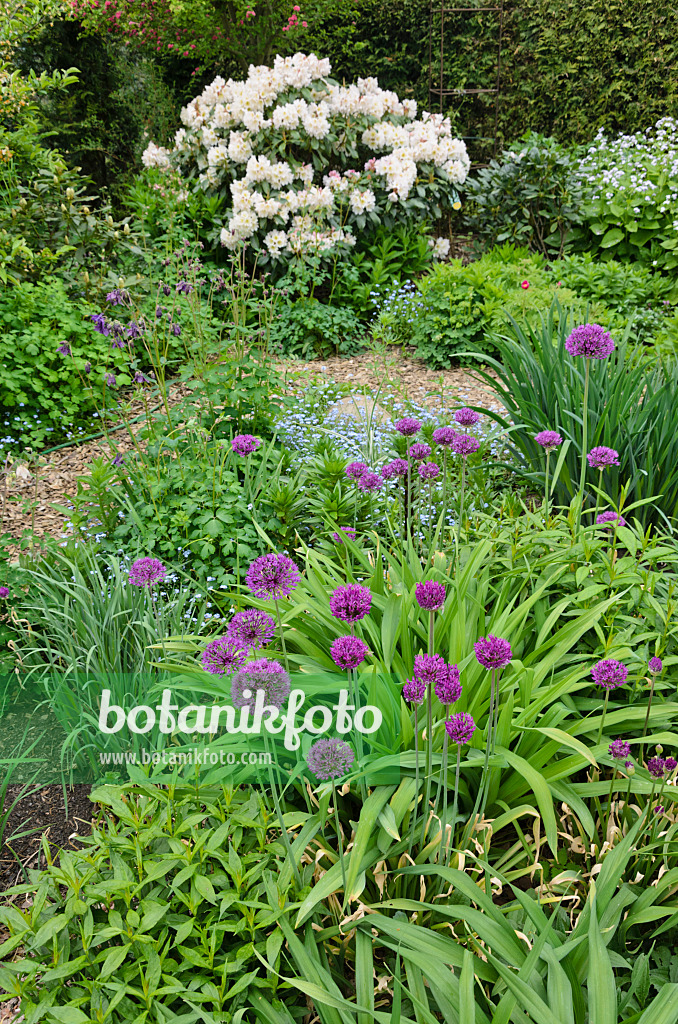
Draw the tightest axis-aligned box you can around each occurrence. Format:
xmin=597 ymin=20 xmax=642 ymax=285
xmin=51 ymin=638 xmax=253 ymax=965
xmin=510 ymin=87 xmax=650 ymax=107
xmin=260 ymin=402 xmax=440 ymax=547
xmin=268 ymin=297 xmax=365 ymax=359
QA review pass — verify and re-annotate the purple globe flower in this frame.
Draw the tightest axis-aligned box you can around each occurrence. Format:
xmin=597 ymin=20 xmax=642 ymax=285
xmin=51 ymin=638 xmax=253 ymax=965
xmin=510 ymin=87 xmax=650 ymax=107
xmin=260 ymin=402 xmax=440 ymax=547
xmin=232 ymin=434 xmax=261 ymax=456
xmin=226 ymin=608 xmax=276 ymax=651
xmin=665 ymin=756 xmax=678 ymax=772
xmin=345 ymin=461 xmax=369 ymax=480
xmin=413 ymin=653 xmax=448 ymax=685
xmin=445 ymin=712 xmax=476 ymax=745
xmin=454 ymin=407 xmax=481 ymax=427
xmin=654 ymin=804 xmax=665 ymax=815
xmin=307 ymin=737 xmax=355 ymax=780
xmin=591 ymin=659 xmax=628 ymax=690
xmin=565 ymin=323 xmax=615 ymax=360
xmin=649 ymin=657 xmax=663 ymax=675
xmin=201 ymin=635 xmax=248 ymax=677
xmin=403 ymin=678 xmax=426 ymax=705
xmin=356 ymin=471 xmax=383 ymax=492
xmin=231 ymin=659 xmax=291 ymax=709
xmin=432 ymin=426 xmax=458 ymax=447
xmin=435 ymin=664 xmax=462 ymax=705
xmin=381 ymin=459 xmax=408 ymax=480
xmin=588 ymin=447 xmax=620 ymax=469
xmin=418 ymin=461 xmax=440 ymax=480
xmin=451 ymin=435 xmax=481 ymax=458
xmin=596 ymin=511 xmax=627 ymax=529
xmin=534 ymin=430 xmax=563 ymax=451
xmin=329 ymin=584 xmax=372 ymax=622
xmin=333 ymin=526 xmax=357 ymax=544
xmin=648 ymin=756 xmax=667 ymax=779
xmin=608 ymin=738 xmax=631 ymax=760
xmin=408 ymin=443 xmax=432 ymax=461
xmin=474 ymin=635 xmax=512 ymax=670
xmin=0 ymin=586 xmax=9 ymax=598
xmin=128 ymin=557 xmax=167 ymax=587
xmin=331 ymin=635 xmax=370 ymax=670
xmin=395 ymin=417 xmax=421 ymax=437
xmin=415 ymin=581 xmax=446 ymax=611
xmin=246 ymin=554 xmax=301 ymax=600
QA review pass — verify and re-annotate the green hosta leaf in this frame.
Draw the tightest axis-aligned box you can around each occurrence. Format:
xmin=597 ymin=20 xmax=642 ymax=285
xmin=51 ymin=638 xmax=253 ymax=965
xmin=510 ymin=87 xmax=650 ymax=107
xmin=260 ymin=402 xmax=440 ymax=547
xmin=599 ymin=228 xmax=624 ymax=248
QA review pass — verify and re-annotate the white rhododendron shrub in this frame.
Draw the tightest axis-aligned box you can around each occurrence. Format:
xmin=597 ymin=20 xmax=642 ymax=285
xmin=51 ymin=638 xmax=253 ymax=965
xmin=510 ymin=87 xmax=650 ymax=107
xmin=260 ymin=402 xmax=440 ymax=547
xmin=142 ymin=52 xmax=468 ymax=263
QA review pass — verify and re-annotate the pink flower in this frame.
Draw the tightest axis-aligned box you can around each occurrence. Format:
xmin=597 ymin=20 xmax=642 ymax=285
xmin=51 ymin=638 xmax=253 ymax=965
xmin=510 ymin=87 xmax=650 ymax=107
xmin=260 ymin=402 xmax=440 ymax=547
xmin=302 ymin=20 xmax=307 ymax=25
xmin=520 ymin=280 xmax=529 ymax=289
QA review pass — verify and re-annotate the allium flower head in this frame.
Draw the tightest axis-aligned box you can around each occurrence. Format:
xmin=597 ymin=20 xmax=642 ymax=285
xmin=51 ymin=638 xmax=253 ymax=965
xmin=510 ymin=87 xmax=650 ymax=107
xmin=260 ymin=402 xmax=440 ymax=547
xmin=345 ymin=461 xmax=369 ymax=480
xmin=432 ymin=426 xmax=458 ymax=447
xmin=403 ymin=678 xmax=426 ymax=705
xmin=227 ymin=608 xmax=276 ymax=651
xmin=356 ymin=471 xmax=383 ymax=491
xmin=307 ymin=737 xmax=355 ymax=780
xmin=331 ymin=635 xmax=370 ymax=670
xmin=381 ymin=459 xmax=408 ymax=480
xmin=648 ymin=756 xmax=667 ymax=779
xmin=418 ymin=461 xmax=440 ymax=480
xmin=474 ymin=635 xmax=512 ymax=670
xmin=664 ymin=756 xmax=677 ymax=772
xmin=0 ymin=586 xmax=9 ymax=598
xmin=565 ymin=323 xmax=615 ymax=359
xmin=129 ymin=557 xmax=167 ymax=587
xmin=654 ymin=804 xmax=665 ymax=815
xmin=588 ymin=447 xmax=620 ymax=469
xmin=330 ymin=583 xmax=372 ymax=622
xmin=435 ymin=663 xmax=461 ymax=705
xmin=451 ymin=435 xmax=481 ymax=458
xmin=408 ymin=443 xmax=432 ymax=461
xmin=534 ymin=430 xmax=563 ymax=451
xmin=445 ymin=712 xmax=476 ymax=745
xmin=395 ymin=417 xmax=421 ymax=436
xmin=231 ymin=658 xmax=291 ymax=709
xmin=608 ymin=738 xmax=631 ymax=760
xmin=333 ymin=526 xmax=357 ymax=544
xmin=454 ymin=407 xmax=481 ymax=427
xmin=246 ymin=554 xmax=301 ymax=600
xmin=596 ymin=511 xmax=626 ymax=529
xmin=413 ymin=653 xmax=448 ymax=685
xmin=232 ymin=434 xmax=261 ymax=456
xmin=415 ymin=580 xmax=446 ymax=611
xmin=649 ymin=657 xmax=663 ymax=675
xmin=591 ymin=659 xmax=628 ymax=690
xmin=201 ymin=635 xmax=248 ymax=676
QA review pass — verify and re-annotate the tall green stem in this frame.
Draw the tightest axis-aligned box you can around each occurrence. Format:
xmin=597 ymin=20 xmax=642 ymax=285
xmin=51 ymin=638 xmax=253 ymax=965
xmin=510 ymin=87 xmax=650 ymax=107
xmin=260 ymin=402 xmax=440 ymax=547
xmin=274 ymin=601 xmax=290 ymax=672
xmin=332 ymin=780 xmax=349 ymax=909
xmin=597 ymin=688 xmax=610 ymax=746
xmin=603 ymin=767 xmax=616 ymax=844
xmin=577 ymin=359 xmax=591 ymax=534
xmin=639 ymin=674 xmax=656 ymax=768
xmin=456 ymin=459 xmax=467 ymax=575
xmin=407 ymin=705 xmax=420 ymax=860
xmin=544 ymin=450 xmax=550 ymax=527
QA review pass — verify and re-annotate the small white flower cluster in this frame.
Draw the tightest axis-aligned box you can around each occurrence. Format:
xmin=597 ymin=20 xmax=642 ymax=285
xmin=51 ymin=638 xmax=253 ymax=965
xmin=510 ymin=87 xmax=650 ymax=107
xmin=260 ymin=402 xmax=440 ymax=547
xmin=142 ymin=52 xmax=468 ymax=258
xmin=428 ymin=236 xmax=451 ymax=259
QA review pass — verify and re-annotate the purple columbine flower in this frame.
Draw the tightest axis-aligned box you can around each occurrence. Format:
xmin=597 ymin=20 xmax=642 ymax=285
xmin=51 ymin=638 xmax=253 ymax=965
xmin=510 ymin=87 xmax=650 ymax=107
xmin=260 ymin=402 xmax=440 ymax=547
xmin=106 ymin=288 xmax=131 ymax=306
xmin=0 ymin=586 xmax=9 ymax=598
xmin=356 ymin=471 xmax=383 ymax=491
xmin=112 ymin=452 xmax=125 ymax=466
xmin=435 ymin=664 xmax=462 ymax=705
xmin=155 ymin=306 xmax=164 ymax=319
xmin=445 ymin=712 xmax=476 ymax=745
xmin=331 ymin=635 xmax=370 ymax=670
xmin=227 ymin=608 xmax=276 ymax=651
xmin=105 ymin=373 xmax=116 ymax=387
xmin=246 ymin=554 xmax=301 ymax=600
xmin=451 ymin=435 xmax=481 ymax=458
xmin=665 ymin=756 xmax=678 ymax=772
xmin=127 ymin=321 xmax=143 ymax=339
xmin=596 ymin=511 xmax=626 ymax=529
xmin=231 ymin=658 xmax=290 ymax=708
xmin=307 ymin=737 xmax=355 ymax=780
xmin=57 ymin=342 xmax=71 ymax=356
xmin=591 ymin=658 xmax=628 ymax=690
xmin=381 ymin=459 xmax=408 ymax=480
xmin=133 ymin=370 xmax=148 ymax=384
xmin=474 ymin=635 xmax=512 ymax=670
xmin=648 ymin=756 xmax=667 ymax=779
xmin=170 ymin=322 xmax=182 ymax=336
xmin=333 ymin=526 xmax=357 ymax=544
xmin=176 ymin=280 xmax=194 ymax=294
xmin=345 ymin=461 xmax=369 ymax=480
xmin=408 ymin=442 xmax=432 ymax=461
xmin=403 ymin=678 xmax=426 ymax=705
xmin=588 ymin=446 xmax=620 ymax=469
xmin=329 ymin=583 xmax=372 ymax=622
xmin=454 ymin=407 xmax=481 ymax=427
xmin=649 ymin=657 xmax=663 ymax=675
xmin=232 ymin=434 xmax=261 ymax=456
xmin=413 ymin=653 xmax=448 ymax=685
xmin=84 ymin=361 xmax=92 ymax=374
xmin=90 ymin=313 xmax=110 ymax=336
xmin=418 ymin=461 xmax=440 ymax=480
xmin=395 ymin=417 xmax=421 ymax=436
xmin=415 ymin=580 xmax=446 ymax=611
xmin=432 ymin=426 xmax=458 ymax=447
xmin=534 ymin=430 xmax=563 ymax=451
xmin=201 ymin=635 xmax=248 ymax=676
xmin=128 ymin=557 xmax=167 ymax=587
xmin=565 ymin=323 xmax=615 ymax=360
xmin=608 ymin=738 xmax=631 ymax=760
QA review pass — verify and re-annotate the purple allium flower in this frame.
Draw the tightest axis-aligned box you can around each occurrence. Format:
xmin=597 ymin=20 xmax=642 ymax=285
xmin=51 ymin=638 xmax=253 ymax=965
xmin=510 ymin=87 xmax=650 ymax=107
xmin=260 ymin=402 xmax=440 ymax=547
xmin=451 ymin=435 xmax=481 ymax=458
xmin=413 ymin=653 xmax=448 ymax=685
xmin=665 ymin=756 xmax=678 ymax=772
xmin=201 ymin=635 xmax=248 ymax=677
xmin=345 ymin=461 xmax=369 ymax=480
xmin=381 ymin=459 xmax=408 ymax=480
xmin=333 ymin=526 xmax=357 ymax=544
xmin=445 ymin=712 xmax=476 ymax=745
xmin=57 ymin=342 xmax=71 ymax=356
xmin=127 ymin=321 xmax=142 ymax=339
xmin=408 ymin=442 xmax=432 ymax=461
xmin=90 ymin=313 xmax=110 ymax=336
xmin=106 ymin=288 xmax=130 ymax=306
xmin=176 ymin=280 xmax=194 ymax=294
xmin=105 ymin=373 xmax=116 ymax=387
xmin=128 ymin=557 xmax=167 ymax=587
xmin=403 ymin=678 xmax=426 ymax=705
xmin=608 ymin=738 xmax=631 ymax=760
xmin=356 ymin=471 xmax=383 ymax=492
xmin=454 ymin=407 xmax=481 ymax=427
xmin=534 ymin=430 xmax=563 ymax=451
xmin=418 ymin=461 xmax=440 ymax=480
xmin=591 ymin=659 xmax=628 ymax=690
xmin=654 ymin=804 xmax=665 ymax=815
xmin=232 ymin=434 xmax=261 ymax=456
xmin=649 ymin=657 xmax=663 ymax=675
xmin=648 ymin=756 xmax=667 ymax=779
xmin=227 ymin=608 xmax=276 ymax=651
xmin=435 ymin=664 xmax=462 ymax=705
xmin=587 ymin=447 xmax=620 ymax=469
xmin=329 ymin=583 xmax=372 ymax=622
xmin=246 ymin=554 xmax=301 ymax=600
xmin=415 ymin=581 xmax=446 ymax=611
xmin=0 ymin=586 xmax=9 ymax=598
xmin=231 ymin=658 xmax=290 ymax=708
xmin=474 ymin=635 xmax=512 ymax=670
xmin=170 ymin=322 xmax=182 ymax=336
xmin=565 ymin=323 xmax=615 ymax=360
xmin=331 ymin=635 xmax=370 ymax=670
xmin=596 ymin=511 xmax=627 ymax=529
xmin=84 ymin=361 xmax=92 ymax=374
xmin=306 ymin=737 xmax=355 ymax=780
xmin=432 ymin=426 xmax=458 ymax=447
xmin=395 ymin=417 xmax=421 ymax=436
xmin=112 ymin=452 xmax=125 ymax=466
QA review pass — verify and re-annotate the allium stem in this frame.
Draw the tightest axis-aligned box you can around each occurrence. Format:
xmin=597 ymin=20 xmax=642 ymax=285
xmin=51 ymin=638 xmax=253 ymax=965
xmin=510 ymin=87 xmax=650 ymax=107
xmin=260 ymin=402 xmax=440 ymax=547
xmin=597 ymin=688 xmax=610 ymax=746
xmin=593 ymin=468 xmax=603 ymax=528
xmin=544 ymin=450 xmax=550 ymax=527
xmin=447 ymin=744 xmax=462 ymax=866
xmin=265 ymin=733 xmax=303 ymax=889
xmin=332 ymin=779 xmax=349 ymax=909
xmin=274 ymin=600 xmax=290 ymax=673
xmin=442 ymin=449 xmax=449 ymax=544
xmin=456 ymin=459 xmax=467 ymax=575
xmin=437 ymin=720 xmax=449 ymax=864
xmin=407 ymin=705 xmax=420 ymax=860
xmin=639 ymin=675 xmax=656 ymax=768
xmin=603 ymin=767 xmax=616 ymax=845
xmin=349 ymin=662 xmax=367 ymax=802
xmin=577 ymin=359 xmax=591 ymax=534
xmin=420 ymin=681 xmax=434 ymax=849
